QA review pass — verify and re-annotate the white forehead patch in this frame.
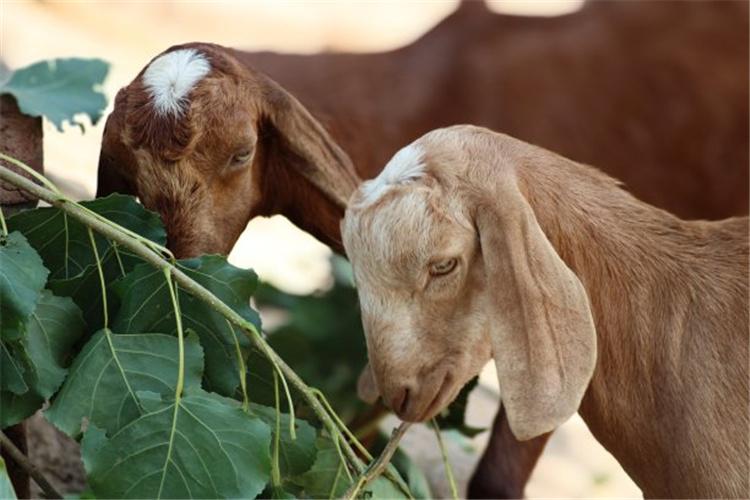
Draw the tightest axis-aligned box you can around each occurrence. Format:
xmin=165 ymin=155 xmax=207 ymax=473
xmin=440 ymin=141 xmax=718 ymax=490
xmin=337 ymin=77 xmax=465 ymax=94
xmin=359 ymin=143 xmax=425 ymax=205
xmin=143 ymin=48 xmax=211 ymax=116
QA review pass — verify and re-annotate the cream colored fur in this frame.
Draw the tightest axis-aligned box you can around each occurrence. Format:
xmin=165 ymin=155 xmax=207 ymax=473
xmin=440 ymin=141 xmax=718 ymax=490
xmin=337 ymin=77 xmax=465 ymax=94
xmin=342 ymin=125 xmax=749 ymax=498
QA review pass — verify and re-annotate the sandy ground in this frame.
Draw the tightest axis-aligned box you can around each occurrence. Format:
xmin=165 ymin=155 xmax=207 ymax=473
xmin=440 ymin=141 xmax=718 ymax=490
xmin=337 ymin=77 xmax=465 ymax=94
xmin=2 ymin=1 xmax=640 ymax=497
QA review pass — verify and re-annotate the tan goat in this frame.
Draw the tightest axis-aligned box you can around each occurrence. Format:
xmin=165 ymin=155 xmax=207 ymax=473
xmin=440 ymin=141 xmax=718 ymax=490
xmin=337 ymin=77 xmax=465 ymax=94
xmin=342 ymin=125 xmax=749 ymax=498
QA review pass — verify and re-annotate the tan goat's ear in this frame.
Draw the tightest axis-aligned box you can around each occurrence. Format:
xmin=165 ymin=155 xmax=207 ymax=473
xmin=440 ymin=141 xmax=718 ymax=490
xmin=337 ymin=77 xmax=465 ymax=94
xmin=356 ymin=363 xmax=380 ymax=404
xmin=476 ymin=184 xmax=597 ymax=441
xmin=258 ymin=74 xmax=360 ymax=209
xmin=96 ymin=91 xmax=136 ymax=198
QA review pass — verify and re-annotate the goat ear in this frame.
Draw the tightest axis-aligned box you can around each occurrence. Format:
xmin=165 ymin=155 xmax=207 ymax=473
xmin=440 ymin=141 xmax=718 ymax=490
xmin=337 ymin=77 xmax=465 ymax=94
xmin=258 ymin=74 xmax=360 ymax=209
xmin=96 ymin=92 xmax=136 ymax=198
xmin=476 ymin=182 xmax=597 ymax=441
xmin=356 ymin=363 xmax=380 ymax=404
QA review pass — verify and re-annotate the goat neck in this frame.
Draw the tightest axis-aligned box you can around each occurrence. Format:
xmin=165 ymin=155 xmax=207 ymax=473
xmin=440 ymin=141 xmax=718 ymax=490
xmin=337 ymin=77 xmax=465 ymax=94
xmin=517 ymin=158 xmax=749 ymax=498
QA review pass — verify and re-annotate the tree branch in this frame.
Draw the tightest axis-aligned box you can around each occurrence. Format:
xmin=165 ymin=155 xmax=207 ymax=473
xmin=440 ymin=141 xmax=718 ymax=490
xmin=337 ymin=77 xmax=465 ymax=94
xmin=343 ymin=422 xmax=411 ymax=499
xmin=0 ymin=158 xmax=413 ymax=497
xmin=0 ymin=430 xmax=62 ymax=499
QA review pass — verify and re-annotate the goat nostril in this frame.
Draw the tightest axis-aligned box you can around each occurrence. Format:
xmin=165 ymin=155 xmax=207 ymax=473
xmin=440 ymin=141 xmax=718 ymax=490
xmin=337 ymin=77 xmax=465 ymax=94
xmin=390 ymin=387 xmax=410 ymax=415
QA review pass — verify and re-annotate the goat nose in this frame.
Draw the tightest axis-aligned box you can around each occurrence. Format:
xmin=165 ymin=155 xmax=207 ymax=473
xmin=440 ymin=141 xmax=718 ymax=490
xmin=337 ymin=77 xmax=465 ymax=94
xmin=389 ymin=386 xmax=410 ymax=415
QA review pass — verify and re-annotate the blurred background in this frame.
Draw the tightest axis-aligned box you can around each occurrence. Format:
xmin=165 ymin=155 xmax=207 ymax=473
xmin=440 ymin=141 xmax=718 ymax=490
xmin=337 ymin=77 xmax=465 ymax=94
xmin=2 ymin=0 xmax=658 ymax=497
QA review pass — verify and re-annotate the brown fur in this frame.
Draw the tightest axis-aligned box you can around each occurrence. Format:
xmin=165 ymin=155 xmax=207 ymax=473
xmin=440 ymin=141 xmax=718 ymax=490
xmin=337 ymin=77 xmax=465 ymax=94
xmin=97 ymin=2 xmax=749 ymax=496
xmin=97 ymin=42 xmax=358 ymax=256
xmin=342 ymin=125 xmax=749 ymax=498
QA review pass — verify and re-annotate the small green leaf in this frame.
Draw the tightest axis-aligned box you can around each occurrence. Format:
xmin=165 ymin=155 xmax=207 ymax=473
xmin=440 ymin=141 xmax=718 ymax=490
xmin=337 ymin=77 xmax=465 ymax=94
xmin=22 ymin=290 xmax=85 ymax=398
xmin=0 ymin=456 xmax=17 ymax=499
xmin=294 ymin=437 xmax=408 ymax=499
xmin=435 ymin=376 xmax=485 ymax=438
xmin=0 ymin=389 xmax=43 ymax=428
xmin=46 ymin=330 xmax=203 ymax=437
xmin=292 ymin=437 xmax=349 ymax=498
xmin=372 ymin=433 xmax=432 ymax=499
xmin=83 ymin=390 xmax=272 ymax=499
xmin=253 ymin=265 xmax=368 ymax=423
xmin=0 ymin=58 xmax=109 ymax=131
xmin=112 ymin=256 xmax=260 ymax=396
xmin=0 ymin=343 xmax=28 ymax=394
xmin=251 ymin=403 xmax=317 ymax=478
xmin=0 ymin=231 xmax=49 ymax=339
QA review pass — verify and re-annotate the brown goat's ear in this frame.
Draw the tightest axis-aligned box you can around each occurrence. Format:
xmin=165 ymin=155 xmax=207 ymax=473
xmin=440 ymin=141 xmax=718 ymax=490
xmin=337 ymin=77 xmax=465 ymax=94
xmin=356 ymin=363 xmax=380 ymax=404
xmin=96 ymin=92 xmax=136 ymax=198
xmin=476 ymin=181 xmax=597 ymax=441
xmin=258 ymin=75 xmax=360 ymax=210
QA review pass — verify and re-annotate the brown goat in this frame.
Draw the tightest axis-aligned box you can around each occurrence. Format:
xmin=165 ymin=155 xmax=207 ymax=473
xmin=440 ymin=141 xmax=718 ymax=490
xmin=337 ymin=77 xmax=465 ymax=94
xmin=97 ymin=1 xmax=748 ymax=497
xmin=342 ymin=125 xmax=749 ymax=498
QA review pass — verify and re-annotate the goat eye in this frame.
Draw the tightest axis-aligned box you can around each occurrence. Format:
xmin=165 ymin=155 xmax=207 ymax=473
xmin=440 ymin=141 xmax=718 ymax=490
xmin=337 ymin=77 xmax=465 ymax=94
xmin=429 ymin=258 xmax=458 ymax=276
xmin=230 ymin=149 xmax=253 ymax=167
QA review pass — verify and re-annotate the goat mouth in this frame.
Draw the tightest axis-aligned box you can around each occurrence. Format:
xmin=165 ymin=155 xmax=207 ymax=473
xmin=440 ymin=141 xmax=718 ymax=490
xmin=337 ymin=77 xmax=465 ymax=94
xmin=416 ymin=373 xmax=454 ymax=422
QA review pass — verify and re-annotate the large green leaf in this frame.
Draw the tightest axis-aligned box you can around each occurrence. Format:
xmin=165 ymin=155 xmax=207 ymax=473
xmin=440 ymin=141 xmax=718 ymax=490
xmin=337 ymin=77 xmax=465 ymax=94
xmin=0 ymin=456 xmax=17 ymax=500
xmin=46 ymin=330 xmax=203 ymax=437
xmin=7 ymin=194 xmax=166 ymax=329
xmin=112 ymin=256 xmax=260 ymax=396
xmin=21 ymin=290 xmax=85 ymax=398
xmin=0 ymin=231 xmax=49 ymax=340
xmin=82 ymin=390 xmax=272 ymax=499
xmin=0 ymin=58 xmax=108 ymax=131
xmin=8 ymin=194 xmax=166 ymax=281
xmin=250 ymin=403 xmax=317 ymax=478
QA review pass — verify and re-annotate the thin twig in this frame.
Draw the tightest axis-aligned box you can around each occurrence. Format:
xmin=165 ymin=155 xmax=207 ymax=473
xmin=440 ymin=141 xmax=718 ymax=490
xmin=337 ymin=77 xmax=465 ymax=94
xmin=432 ymin=419 xmax=459 ymax=500
xmin=343 ymin=422 xmax=411 ymax=499
xmin=0 ymin=430 xmax=62 ymax=499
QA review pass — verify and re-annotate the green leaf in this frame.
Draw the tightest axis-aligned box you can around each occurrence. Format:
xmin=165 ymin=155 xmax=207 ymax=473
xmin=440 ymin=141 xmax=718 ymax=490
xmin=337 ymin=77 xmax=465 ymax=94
xmin=0 ymin=343 xmax=28 ymax=394
xmin=250 ymin=403 xmax=317 ymax=478
xmin=82 ymin=390 xmax=272 ymax=499
xmin=112 ymin=256 xmax=260 ymax=396
xmin=435 ymin=376 xmax=485 ymax=438
xmin=0 ymin=456 xmax=17 ymax=499
xmin=0 ymin=58 xmax=109 ymax=131
xmin=0 ymin=389 xmax=43 ymax=428
xmin=293 ymin=437 xmax=350 ymax=499
xmin=0 ymin=231 xmax=49 ymax=340
xmin=22 ymin=290 xmax=85 ymax=398
xmin=372 ymin=433 xmax=432 ymax=499
xmin=253 ymin=262 xmax=368 ymax=423
xmin=46 ymin=330 xmax=203 ymax=437
xmin=7 ymin=194 xmax=166 ymax=329
xmin=293 ymin=437 xmax=407 ymax=499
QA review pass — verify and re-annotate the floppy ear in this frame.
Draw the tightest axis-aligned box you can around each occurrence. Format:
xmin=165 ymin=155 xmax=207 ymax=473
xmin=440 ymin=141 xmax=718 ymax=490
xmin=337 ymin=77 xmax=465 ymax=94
xmin=475 ymin=180 xmax=597 ymax=441
xmin=96 ymin=91 xmax=137 ymax=198
xmin=356 ymin=362 xmax=380 ymax=404
xmin=258 ymin=74 xmax=360 ymax=209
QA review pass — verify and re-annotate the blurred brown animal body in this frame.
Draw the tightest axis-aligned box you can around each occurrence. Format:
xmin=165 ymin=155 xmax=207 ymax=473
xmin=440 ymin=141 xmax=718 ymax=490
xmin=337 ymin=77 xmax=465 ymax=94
xmin=342 ymin=126 xmax=750 ymax=498
xmin=97 ymin=1 xmax=748 ymax=497
xmin=245 ymin=0 xmax=748 ymax=221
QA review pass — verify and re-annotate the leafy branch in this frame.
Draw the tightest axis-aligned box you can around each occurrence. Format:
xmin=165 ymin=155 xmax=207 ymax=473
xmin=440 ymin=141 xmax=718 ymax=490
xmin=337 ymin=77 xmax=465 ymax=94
xmin=0 ymin=155 xmax=412 ymax=498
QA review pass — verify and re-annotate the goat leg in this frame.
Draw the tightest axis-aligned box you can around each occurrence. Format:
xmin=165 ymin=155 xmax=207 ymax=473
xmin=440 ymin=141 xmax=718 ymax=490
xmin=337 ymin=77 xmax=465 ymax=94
xmin=467 ymin=404 xmax=551 ymax=499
